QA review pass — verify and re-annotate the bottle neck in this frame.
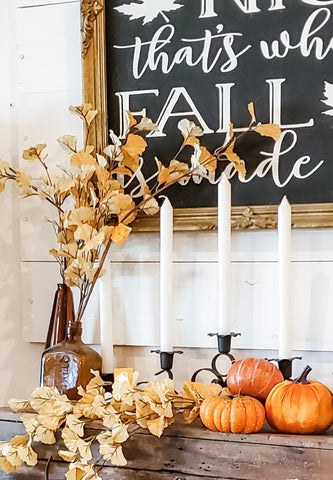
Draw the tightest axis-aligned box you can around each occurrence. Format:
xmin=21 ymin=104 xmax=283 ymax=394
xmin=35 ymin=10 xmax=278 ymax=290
xmin=65 ymin=321 xmax=83 ymax=342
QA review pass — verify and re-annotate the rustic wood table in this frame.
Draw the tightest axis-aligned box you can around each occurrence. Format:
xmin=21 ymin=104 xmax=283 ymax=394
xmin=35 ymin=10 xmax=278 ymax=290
xmin=0 ymin=407 xmax=332 ymax=479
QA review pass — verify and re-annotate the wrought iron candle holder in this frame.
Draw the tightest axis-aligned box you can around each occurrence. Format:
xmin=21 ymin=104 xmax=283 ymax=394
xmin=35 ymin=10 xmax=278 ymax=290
xmin=101 ymin=372 xmax=114 ymax=393
xmin=267 ymin=356 xmax=302 ymax=380
xmin=151 ymin=350 xmax=183 ymax=379
xmin=191 ymin=332 xmax=241 ymax=386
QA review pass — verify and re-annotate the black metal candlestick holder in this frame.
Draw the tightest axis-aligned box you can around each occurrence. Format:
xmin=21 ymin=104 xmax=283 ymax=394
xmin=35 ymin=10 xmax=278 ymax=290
xmin=267 ymin=356 xmax=302 ymax=380
xmin=191 ymin=332 xmax=241 ymax=386
xmin=151 ymin=350 xmax=183 ymax=379
xmin=101 ymin=372 xmax=114 ymax=393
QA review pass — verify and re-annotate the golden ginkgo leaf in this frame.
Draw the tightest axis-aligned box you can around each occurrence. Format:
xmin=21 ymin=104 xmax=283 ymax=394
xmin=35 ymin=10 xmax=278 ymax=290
xmin=178 ymin=118 xmax=203 ymax=139
xmin=30 ymin=387 xmax=59 ymax=412
xmin=98 ymin=442 xmax=116 ymax=462
xmin=120 ymin=151 xmax=140 ymax=173
xmin=199 ymin=146 xmax=216 ymax=172
xmin=0 ymin=457 xmax=19 ymax=474
xmin=100 ymin=225 xmax=114 ymax=240
xmin=147 ymin=415 xmax=174 ymax=437
xmin=168 ymin=159 xmax=191 ymax=182
xmin=254 ymin=123 xmax=281 ymax=141
xmin=65 ymin=415 xmax=85 ymax=438
xmin=179 ymin=381 xmax=223 ymax=402
xmin=109 ymin=446 xmax=127 ymax=467
xmin=9 ymin=435 xmax=29 ymax=448
xmin=101 ymin=408 xmax=120 ymax=429
xmin=144 ymin=378 xmax=176 ymax=404
xmin=5 ymin=447 xmax=23 ymax=468
xmin=111 ymin=424 xmax=129 ymax=445
xmin=135 ymin=116 xmax=158 ymax=132
xmin=22 ymin=144 xmax=47 ymax=162
xmin=127 ymin=111 xmax=137 ymax=129
xmin=77 ymin=439 xmax=92 ymax=461
xmin=8 ymin=399 xmax=31 ymax=413
xmin=120 ymin=133 xmax=147 ymax=172
xmin=16 ymin=169 xmax=32 ymax=189
xmin=58 ymin=450 xmax=77 ymax=463
xmin=65 ymin=465 xmax=87 ymax=480
xmin=157 ymin=167 xmax=167 ymax=185
xmin=85 ymin=109 xmax=98 ymax=127
xmin=62 ymin=427 xmax=80 ymax=453
xmin=70 ymin=151 xmax=96 ymax=168
xmin=122 ymin=133 xmax=147 ymax=158
xmin=86 ymin=371 xmax=105 ymax=392
xmin=0 ymin=158 xmax=10 ymax=173
xmin=224 ymin=141 xmax=246 ymax=178
xmin=22 ymin=414 xmax=38 ymax=435
xmin=70 ymin=103 xmax=98 ymax=127
xmin=111 ymin=166 xmax=132 ymax=176
xmin=142 ymin=195 xmax=159 ymax=216
xmin=247 ymin=101 xmax=256 ymax=124
xmin=111 ymin=223 xmax=132 ymax=245
xmin=57 ymin=176 xmax=76 ymax=195
xmin=74 ymin=390 xmax=100 ymax=419
xmin=57 ymin=135 xmax=78 ymax=152
xmin=74 ymin=224 xmax=96 ymax=243
xmin=37 ymin=412 xmax=65 ymax=431
xmin=17 ymin=445 xmax=38 ymax=466
xmin=183 ymin=404 xmax=201 ymax=424
xmin=83 ymin=231 xmax=105 ymax=251
xmin=35 ymin=425 xmax=56 ymax=445
xmin=66 ymin=206 xmax=95 ymax=226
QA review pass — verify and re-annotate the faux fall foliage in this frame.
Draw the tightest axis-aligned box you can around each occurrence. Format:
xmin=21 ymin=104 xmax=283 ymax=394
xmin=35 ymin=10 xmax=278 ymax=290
xmin=0 ymin=373 xmax=224 ymax=478
xmin=0 ymin=102 xmax=280 ymax=323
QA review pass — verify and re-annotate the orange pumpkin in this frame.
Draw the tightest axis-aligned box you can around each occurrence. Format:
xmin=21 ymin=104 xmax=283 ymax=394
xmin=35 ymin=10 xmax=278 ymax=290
xmin=200 ymin=394 xmax=265 ymax=433
xmin=227 ymin=357 xmax=284 ymax=402
xmin=265 ymin=365 xmax=333 ymax=434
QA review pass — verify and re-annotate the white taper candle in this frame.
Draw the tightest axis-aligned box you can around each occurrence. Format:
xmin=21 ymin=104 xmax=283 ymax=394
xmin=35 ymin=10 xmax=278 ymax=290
xmin=218 ymin=174 xmax=232 ymax=335
xmin=278 ymin=196 xmax=292 ymax=359
xmin=159 ymin=197 xmax=173 ymax=352
xmin=100 ymin=250 xmax=114 ymax=373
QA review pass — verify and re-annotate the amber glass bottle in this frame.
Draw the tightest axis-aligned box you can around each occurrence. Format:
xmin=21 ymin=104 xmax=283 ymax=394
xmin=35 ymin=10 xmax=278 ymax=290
xmin=44 ymin=283 xmax=72 ymax=349
xmin=40 ymin=288 xmax=102 ymax=400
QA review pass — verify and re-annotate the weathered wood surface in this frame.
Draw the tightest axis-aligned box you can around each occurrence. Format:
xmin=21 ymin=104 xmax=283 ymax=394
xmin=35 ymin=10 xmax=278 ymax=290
xmin=1 ymin=407 xmax=333 ymax=479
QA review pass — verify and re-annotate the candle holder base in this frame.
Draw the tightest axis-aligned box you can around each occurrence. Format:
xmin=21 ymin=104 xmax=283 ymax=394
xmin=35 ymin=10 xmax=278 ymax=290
xmin=267 ymin=356 xmax=302 ymax=380
xmin=208 ymin=332 xmax=241 ymax=353
xmin=191 ymin=332 xmax=240 ymax=387
xmin=151 ymin=350 xmax=183 ymax=379
xmin=101 ymin=372 xmax=114 ymax=393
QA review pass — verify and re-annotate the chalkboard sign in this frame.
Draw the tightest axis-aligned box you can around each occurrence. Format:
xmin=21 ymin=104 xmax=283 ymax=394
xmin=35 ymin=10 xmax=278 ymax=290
xmin=82 ymin=0 xmax=333 ymax=228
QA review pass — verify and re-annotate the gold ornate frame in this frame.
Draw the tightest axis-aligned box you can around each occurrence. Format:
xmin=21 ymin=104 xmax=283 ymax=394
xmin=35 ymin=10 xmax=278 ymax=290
xmin=80 ymin=0 xmax=333 ymax=231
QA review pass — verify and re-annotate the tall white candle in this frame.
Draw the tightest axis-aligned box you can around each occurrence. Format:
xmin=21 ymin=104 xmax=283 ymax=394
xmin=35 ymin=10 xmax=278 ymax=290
xmin=218 ymin=174 xmax=232 ymax=335
xmin=100 ymin=250 xmax=114 ymax=373
xmin=278 ymin=196 xmax=292 ymax=359
xmin=159 ymin=197 xmax=173 ymax=352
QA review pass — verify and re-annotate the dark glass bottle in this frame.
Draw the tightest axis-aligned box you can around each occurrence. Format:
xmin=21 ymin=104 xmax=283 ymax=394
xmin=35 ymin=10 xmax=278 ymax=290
xmin=40 ymin=318 xmax=102 ymax=400
xmin=44 ymin=283 xmax=72 ymax=349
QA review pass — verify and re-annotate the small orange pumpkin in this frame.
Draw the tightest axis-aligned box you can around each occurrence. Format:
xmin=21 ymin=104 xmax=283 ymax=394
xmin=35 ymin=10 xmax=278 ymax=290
xmin=200 ymin=394 xmax=265 ymax=433
xmin=265 ymin=365 xmax=333 ymax=434
xmin=227 ymin=357 xmax=284 ymax=401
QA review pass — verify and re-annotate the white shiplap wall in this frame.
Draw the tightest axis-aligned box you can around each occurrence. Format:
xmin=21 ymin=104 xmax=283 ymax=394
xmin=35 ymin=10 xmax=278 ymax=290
xmin=0 ymin=0 xmax=333 ymax=404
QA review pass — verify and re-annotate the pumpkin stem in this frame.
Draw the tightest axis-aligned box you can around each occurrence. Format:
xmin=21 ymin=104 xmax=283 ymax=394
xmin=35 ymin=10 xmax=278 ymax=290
xmin=293 ymin=365 xmax=312 ymax=384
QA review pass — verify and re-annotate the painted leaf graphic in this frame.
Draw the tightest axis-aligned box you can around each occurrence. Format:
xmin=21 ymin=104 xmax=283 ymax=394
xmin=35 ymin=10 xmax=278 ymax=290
xmin=321 ymin=81 xmax=333 ymax=116
xmin=114 ymin=0 xmax=184 ymax=25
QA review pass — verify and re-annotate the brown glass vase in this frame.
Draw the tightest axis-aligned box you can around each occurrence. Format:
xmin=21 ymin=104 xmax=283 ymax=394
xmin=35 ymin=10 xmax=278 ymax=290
xmin=40 ymin=301 xmax=102 ymax=400
xmin=44 ymin=283 xmax=73 ymax=349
